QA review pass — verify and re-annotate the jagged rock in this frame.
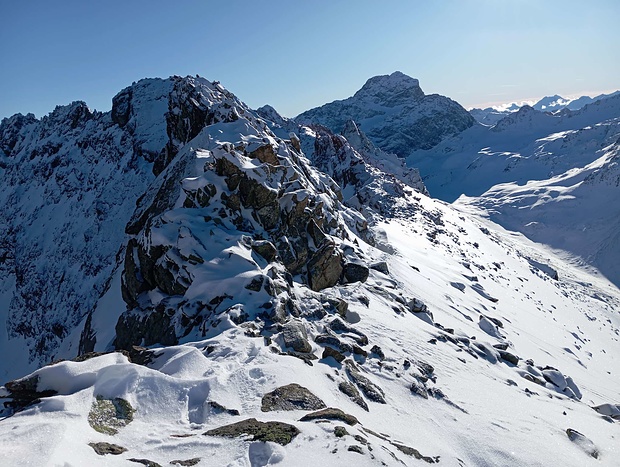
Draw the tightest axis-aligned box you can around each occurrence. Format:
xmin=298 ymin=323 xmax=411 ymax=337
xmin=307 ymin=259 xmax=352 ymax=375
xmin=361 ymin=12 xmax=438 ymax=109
xmin=251 ymin=240 xmax=278 ymax=262
xmin=592 ymin=403 xmax=620 ymax=419
xmin=338 ymin=381 xmax=369 ymax=411
xmin=370 ymin=345 xmax=385 ymax=360
xmin=88 ymin=396 xmax=135 ymax=435
xmin=89 ymin=442 xmax=128 ymax=456
xmin=261 ymin=383 xmax=326 ymax=412
xmin=391 ymin=442 xmax=440 ymax=463
xmin=410 ymin=379 xmax=429 ymax=399
xmin=334 ymin=426 xmax=348 ymax=438
xmin=343 ymin=261 xmax=370 ymax=284
xmin=114 ymin=308 xmax=177 ymax=350
xmin=328 ymin=317 xmax=369 ymax=345
xmin=307 ymin=242 xmax=343 ymax=291
xmin=299 ymin=407 xmax=359 ymax=426
xmin=207 ymin=401 xmax=240 ymax=416
xmin=498 ymin=350 xmax=519 ymax=365
xmin=204 ymin=418 xmax=300 ymax=445
xmin=282 ymin=320 xmax=312 ymax=353
xmin=370 ymin=261 xmax=389 ymax=274
xmin=3 ymin=375 xmax=57 ymax=411
xmin=322 ymin=346 xmax=346 ymax=363
xmin=249 ymin=144 xmax=279 ymax=165
xmin=345 ymin=360 xmax=386 ymax=404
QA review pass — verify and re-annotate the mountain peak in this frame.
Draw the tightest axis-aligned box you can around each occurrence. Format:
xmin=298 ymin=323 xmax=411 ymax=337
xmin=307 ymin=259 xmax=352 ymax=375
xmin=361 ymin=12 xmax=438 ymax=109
xmin=354 ymin=71 xmax=424 ymax=101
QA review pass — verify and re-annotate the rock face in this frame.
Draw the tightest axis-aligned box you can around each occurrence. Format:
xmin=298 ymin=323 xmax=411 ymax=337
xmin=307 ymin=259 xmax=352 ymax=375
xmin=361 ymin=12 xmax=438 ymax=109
xmin=0 ymin=76 xmax=251 ymax=375
xmin=296 ymin=71 xmax=475 ymax=156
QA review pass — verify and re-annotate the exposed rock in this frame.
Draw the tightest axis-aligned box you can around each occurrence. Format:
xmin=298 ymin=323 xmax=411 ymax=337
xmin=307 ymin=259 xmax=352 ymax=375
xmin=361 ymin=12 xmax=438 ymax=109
xmin=89 ymin=442 xmax=128 ymax=456
xmin=129 ymin=459 xmax=162 ymax=467
xmin=328 ymin=317 xmax=369 ymax=345
xmin=249 ymin=144 xmax=279 ymax=165
xmin=88 ymin=396 xmax=135 ymax=435
xmin=334 ymin=426 xmax=348 ymax=438
xmin=322 ymin=346 xmax=346 ymax=363
xmin=338 ymin=381 xmax=369 ymax=411
xmin=307 ymin=242 xmax=343 ymax=291
xmin=566 ymin=428 xmax=600 ymax=459
xmin=207 ymin=401 xmax=240 ymax=416
xmin=251 ymin=240 xmax=278 ymax=262
xmin=370 ymin=261 xmax=389 ymax=275
xmin=391 ymin=442 xmax=440 ymax=463
xmin=3 ymin=375 xmax=57 ymax=412
xmin=282 ymin=320 xmax=312 ymax=353
xmin=261 ymin=383 xmax=326 ymax=412
xmin=370 ymin=345 xmax=385 ymax=360
xmin=347 ymin=445 xmax=364 ymax=454
xmin=592 ymin=403 xmax=620 ymax=419
xmin=410 ymin=379 xmax=429 ymax=399
xmin=299 ymin=407 xmax=359 ymax=426
xmin=204 ymin=418 xmax=300 ymax=445
xmin=170 ymin=459 xmax=201 ymax=467
xmin=343 ymin=261 xmax=370 ymax=284
xmin=345 ymin=360 xmax=386 ymax=404
xmin=498 ymin=350 xmax=519 ymax=365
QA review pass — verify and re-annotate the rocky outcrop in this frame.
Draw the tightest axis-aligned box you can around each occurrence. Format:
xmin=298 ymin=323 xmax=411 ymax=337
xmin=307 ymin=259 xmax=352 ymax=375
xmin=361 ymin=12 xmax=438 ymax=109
xmin=261 ymin=383 xmax=326 ymax=411
xmin=204 ymin=418 xmax=300 ymax=445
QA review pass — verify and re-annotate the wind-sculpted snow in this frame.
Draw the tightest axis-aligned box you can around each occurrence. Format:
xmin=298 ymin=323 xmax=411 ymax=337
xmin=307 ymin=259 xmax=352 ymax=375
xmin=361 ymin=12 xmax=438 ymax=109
xmin=296 ymin=71 xmax=475 ymax=156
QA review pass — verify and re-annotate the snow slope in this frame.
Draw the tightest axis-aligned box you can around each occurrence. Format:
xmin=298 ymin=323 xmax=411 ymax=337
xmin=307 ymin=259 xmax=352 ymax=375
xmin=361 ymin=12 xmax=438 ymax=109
xmin=1 ymin=190 xmax=618 ymax=466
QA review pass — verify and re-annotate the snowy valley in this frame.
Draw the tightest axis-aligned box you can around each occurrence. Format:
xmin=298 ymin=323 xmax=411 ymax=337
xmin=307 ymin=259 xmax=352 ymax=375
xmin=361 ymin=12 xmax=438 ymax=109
xmin=0 ymin=74 xmax=618 ymax=467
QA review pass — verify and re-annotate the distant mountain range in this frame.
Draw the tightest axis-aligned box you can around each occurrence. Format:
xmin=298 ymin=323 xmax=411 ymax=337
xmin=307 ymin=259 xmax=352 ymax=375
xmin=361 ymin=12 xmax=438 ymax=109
xmin=470 ymin=90 xmax=620 ymax=125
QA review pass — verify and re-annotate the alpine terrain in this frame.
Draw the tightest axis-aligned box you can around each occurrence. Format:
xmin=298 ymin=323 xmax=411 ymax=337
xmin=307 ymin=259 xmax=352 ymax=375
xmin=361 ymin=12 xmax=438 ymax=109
xmin=0 ymin=74 xmax=618 ymax=467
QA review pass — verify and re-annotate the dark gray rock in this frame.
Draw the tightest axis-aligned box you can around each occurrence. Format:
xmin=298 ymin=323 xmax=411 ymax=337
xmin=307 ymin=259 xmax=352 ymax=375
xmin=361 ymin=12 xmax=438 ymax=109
xmin=207 ymin=401 xmax=240 ymax=416
xmin=261 ymin=383 xmax=326 ymax=412
xmin=299 ymin=407 xmax=359 ymax=426
xmin=347 ymin=445 xmax=364 ymax=454
xmin=338 ymin=381 xmax=369 ymax=411
xmin=391 ymin=442 xmax=440 ymax=463
xmin=566 ymin=428 xmax=600 ymax=459
xmin=204 ymin=418 xmax=300 ymax=445
xmin=498 ymin=350 xmax=519 ymax=365
xmin=343 ymin=261 xmax=369 ymax=283
xmin=3 ymin=375 xmax=58 ymax=412
xmin=89 ymin=442 xmax=128 ymax=456
xmin=334 ymin=426 xmax=348 ymax=437
xmin=282 ymin=320 xmax=312 ymax=353
xmin=322 ymin=346 xmax=346 ymax=363
xmin=345 ymin=360 xmax=386 ymax=404
xmin=370 ymin=261 xmax=389 ymax=274
xmin=307 ymin=242 xmax=343 ymax=291
xmin=170 ymin=459 xmax=201 ymax=466
xmin=251 ymin=240 xmax=278 ymax=262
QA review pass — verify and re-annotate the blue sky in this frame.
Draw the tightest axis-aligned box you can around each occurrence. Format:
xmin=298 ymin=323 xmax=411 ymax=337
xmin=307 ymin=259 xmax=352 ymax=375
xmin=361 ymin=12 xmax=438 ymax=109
xmin=1 ymin=0 xmax=618 ymax=119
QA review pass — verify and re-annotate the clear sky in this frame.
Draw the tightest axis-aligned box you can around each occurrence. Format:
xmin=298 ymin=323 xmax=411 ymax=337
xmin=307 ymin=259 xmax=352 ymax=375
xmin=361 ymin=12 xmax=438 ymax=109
xmin=1 ymin=0 xmax=618 ymax=119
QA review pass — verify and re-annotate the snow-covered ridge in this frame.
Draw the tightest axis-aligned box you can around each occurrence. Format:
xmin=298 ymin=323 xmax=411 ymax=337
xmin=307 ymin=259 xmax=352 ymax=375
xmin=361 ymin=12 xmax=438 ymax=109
xmin=0 ymin=74 xmax=619 ymax=466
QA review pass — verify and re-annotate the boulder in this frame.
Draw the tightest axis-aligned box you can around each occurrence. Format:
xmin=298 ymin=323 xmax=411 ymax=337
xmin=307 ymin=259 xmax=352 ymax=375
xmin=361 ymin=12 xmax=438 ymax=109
xmin=343 ymin=261 xmax=370 ymax=283
xmin=89 ymin=442 xmax=128 ymax=456
xmin=251 ymin=240 xmax=278 ymax=262
xmin=307 ymin=242 xmax=343 ymax=291
xmin=282 ymin=320 xmax=312 ymax=353
xmin=299 ymin=407 xmax=359 ymax=426
xmin=261 ymin=383 xmax=326 ymax=412
xmin=204 ymin=418 xmax=300 ymax=445
xmin=338 ymin=381 xmax=369 ymax=411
